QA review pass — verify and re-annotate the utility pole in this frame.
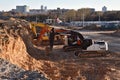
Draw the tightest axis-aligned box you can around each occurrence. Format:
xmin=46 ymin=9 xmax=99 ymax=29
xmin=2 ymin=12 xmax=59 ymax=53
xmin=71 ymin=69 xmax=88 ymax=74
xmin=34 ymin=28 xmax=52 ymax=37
xmin=99 ymin=14 xmax=101 ymax=22
xmin=36 ymin=16 xmax=38 ymax=23
xmin=98 ymin=13 xmax=101 ymax=26
xmin=82 ymin=13 xmax=85 ymax=27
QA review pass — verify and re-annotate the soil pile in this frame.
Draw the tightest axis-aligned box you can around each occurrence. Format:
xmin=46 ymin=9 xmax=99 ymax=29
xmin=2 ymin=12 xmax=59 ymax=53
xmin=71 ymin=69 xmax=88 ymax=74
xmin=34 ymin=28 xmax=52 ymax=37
xmin=106 ymin=30 xmax=120 ymax=37
xmin=0 ymin=19 xmax=120 ymax=80
xmin=0 ymin=19 xmax=50 ymax=79
xmin=113 ymin=30 xmax=120 ymax=37
xmin=0 ymin=58 xmax=47 ymax=80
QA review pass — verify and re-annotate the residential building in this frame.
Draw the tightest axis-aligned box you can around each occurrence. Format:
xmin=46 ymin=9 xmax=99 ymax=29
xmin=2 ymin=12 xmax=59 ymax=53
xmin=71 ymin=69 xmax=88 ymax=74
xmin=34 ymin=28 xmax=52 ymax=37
xmin=41 ymin=5 xmax=44 ymax=11
xmin=102 ymin=6 xmax=107 ymax=12
xmin=29 ymin=9 xmax=48 ymax=15
xmin=29 ymin=5 xmax=48 ymax=15
xmin=16 ymin=5 xmax=29 ymax=13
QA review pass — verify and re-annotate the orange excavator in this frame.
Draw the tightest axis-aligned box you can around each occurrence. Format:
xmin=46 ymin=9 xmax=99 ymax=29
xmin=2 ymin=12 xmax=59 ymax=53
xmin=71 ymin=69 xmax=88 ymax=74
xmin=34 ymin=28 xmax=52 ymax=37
xmin=30 ymin=22 xmax=67 ymax=45
xmin=30 ymin=22 xmax=51 ymax=45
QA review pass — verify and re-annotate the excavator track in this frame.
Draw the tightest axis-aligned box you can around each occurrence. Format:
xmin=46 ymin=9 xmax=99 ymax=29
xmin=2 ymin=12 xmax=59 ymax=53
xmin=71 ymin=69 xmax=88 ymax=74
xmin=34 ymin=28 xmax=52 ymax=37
xmin=63 ymin=46 xmax=83 ymax=52
xmin=74 ymin=50 xmax=110 ymax=58
xmin=63 ymin=46 xmax=110 ymax=58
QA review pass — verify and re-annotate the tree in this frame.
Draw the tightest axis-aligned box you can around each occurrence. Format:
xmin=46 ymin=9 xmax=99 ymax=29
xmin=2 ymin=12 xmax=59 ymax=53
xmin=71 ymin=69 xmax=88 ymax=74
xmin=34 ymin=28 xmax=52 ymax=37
xmin=63 ymin=9 xmax=76 ymax=22
xmin=76 ymin=8 xmax=94 ymax=21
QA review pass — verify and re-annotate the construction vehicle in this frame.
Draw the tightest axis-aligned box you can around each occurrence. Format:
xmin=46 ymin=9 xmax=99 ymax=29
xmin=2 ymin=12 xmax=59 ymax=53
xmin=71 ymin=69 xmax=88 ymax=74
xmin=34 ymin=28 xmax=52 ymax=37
xmin=30 ymin=22 xmax=53 ymax=45
xmin=61 ymin=30 xmax=109 ymax=57
xmin=31 ymin=22 xmax=51 ymax=41
xmin=30 ymin=22 xmax=67 ymax=45
xmin=62 ymin=31 xmax=92 ymax=51
xmin=30 ymin=22 xmax=109 ymax=57
xmin=74 ymin=40 xmax=109 ymax=57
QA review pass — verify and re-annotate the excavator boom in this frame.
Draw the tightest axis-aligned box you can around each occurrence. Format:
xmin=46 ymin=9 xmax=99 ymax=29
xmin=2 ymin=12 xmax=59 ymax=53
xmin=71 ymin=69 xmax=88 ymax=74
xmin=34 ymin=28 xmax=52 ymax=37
xmin=31 ymin=22 xmax=52 ymax=40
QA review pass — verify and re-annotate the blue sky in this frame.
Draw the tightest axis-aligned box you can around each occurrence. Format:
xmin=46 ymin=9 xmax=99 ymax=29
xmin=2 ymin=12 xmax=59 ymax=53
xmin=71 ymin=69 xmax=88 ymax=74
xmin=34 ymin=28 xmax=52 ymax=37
xmin=0 ymin=0 xmax=120 ymax=11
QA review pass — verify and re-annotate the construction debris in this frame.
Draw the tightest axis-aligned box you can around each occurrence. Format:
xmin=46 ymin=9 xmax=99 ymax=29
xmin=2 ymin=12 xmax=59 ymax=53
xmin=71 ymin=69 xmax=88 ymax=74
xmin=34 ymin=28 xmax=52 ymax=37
xmin=0 ymin=58 xmax=47 ymax=80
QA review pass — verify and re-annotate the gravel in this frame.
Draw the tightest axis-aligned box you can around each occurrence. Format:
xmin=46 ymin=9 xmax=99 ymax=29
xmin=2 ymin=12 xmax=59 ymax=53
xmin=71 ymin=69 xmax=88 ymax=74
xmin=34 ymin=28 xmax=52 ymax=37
xmin=0 ymin=58 xmax=48 ymax=80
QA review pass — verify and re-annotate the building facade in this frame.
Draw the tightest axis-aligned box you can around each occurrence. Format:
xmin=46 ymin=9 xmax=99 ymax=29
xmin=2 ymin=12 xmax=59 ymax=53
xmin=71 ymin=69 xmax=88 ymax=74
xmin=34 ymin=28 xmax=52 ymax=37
xmin=16 ymin=5 xmax=29 ymax=13
xmin=29 ymin=5 xmax=48 ymax=15
xmin=102 ymin=6 xmax=107 ymax=12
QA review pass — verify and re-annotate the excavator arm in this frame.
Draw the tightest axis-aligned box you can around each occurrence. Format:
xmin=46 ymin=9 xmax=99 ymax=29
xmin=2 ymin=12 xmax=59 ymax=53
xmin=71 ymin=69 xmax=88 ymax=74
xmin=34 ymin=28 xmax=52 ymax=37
xmin=31 ymin=22 xmax=51 ymax=41
xmin=31 ymin=22 xmax=70 ymax=45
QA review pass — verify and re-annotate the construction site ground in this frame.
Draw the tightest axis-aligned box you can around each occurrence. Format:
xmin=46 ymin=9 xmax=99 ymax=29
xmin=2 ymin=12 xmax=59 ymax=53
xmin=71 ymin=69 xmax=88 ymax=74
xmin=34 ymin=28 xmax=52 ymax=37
xmin=0 ymin=19 xmax=120 ymax=80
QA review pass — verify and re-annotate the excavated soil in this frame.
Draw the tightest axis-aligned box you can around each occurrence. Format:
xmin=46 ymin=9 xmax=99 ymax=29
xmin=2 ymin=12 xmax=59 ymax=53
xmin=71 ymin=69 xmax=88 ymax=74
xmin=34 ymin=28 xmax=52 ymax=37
xmin=102 ymin=30 xmax=120 ymax=38
xmin=0 ymin=19 xmax=120 ymax=80
xmin=0 ymin=58 xmax=47 ymax=80
xmin=113 ymin=30 xmax=120 ymax=37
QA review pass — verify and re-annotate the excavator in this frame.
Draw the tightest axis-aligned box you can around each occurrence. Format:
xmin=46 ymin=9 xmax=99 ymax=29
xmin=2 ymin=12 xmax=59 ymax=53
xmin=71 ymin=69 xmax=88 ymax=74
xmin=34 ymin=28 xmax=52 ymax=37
xmin=62 ymin=30 xmax=109 ymax=57
xmin=30 ymin=22 xmax=109 ymax=57
xmin=31 ymin=22 xmax=51 ymax=41
xmin=30 ymin=22 xmax=51 ymax=45
xmin=30 ymin=22 xmax=67 ymax=45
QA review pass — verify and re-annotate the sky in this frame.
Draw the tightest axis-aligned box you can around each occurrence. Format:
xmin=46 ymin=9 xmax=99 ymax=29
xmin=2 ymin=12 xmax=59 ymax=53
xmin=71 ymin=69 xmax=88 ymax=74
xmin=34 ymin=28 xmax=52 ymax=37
xmin=0 ymin=0 xmax=120 ymax=11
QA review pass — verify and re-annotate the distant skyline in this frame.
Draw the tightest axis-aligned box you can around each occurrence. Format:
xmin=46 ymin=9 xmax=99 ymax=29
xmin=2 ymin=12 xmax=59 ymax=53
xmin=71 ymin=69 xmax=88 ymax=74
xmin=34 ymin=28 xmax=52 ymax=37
xmin=0 ymin=0 xmax=120 ymax=11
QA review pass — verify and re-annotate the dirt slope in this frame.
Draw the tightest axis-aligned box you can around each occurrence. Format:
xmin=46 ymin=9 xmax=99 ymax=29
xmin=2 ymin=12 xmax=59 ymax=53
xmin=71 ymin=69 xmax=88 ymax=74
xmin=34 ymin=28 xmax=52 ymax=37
xmin=113 ymin=30 xmax=120 ymax=37
xmin=0 ymin=19 xmax=120 ymax=80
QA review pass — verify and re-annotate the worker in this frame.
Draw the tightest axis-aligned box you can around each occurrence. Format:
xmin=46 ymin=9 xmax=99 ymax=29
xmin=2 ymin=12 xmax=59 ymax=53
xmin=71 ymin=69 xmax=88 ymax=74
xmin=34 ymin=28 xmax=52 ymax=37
xmin=49 ymin=28 xmax=55 ymax=50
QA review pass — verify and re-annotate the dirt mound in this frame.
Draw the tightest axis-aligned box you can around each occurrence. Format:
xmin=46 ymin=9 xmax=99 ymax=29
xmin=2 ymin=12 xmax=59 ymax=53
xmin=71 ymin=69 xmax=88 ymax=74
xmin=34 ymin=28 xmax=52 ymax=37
xmin=0 ymin=19 xmax=50 ymax=78
xmin=106 ymin=30 xmax=120 ymax=37
xmin=83 ymin=24 xmax=100 ymax=30
xmin=0 ymin=19 xmax=120 ymax=80
xmin=113 ymin=30 xmax=120 ymax=37
xmin=0 ymin=58 xmax=47 ymax=80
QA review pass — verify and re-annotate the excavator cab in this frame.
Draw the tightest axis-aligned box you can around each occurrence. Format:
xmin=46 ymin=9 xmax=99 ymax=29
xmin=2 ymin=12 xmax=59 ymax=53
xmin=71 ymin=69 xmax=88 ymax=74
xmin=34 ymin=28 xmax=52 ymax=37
xmin=63 ymin=31 xmax=92 ymax=51
xmin=30 ymin=22 xmax=52 ymax=44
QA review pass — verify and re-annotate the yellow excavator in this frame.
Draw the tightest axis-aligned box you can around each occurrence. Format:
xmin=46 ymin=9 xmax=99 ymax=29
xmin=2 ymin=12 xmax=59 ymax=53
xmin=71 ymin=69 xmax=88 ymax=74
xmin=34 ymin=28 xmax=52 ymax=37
xmin=30 ymin=22 xmax=66 ymax=45
xmin=30 ymin=22 xmax=52 ymax=45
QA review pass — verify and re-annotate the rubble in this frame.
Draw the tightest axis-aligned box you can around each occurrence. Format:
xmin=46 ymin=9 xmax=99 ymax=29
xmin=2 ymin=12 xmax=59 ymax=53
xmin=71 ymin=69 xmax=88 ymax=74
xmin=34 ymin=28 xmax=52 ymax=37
xmin=0 ymin=58 xmax=47 ymax=80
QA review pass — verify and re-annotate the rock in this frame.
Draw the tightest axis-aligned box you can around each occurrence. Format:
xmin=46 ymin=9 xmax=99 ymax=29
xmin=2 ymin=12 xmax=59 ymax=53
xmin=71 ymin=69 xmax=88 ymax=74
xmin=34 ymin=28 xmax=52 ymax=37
xmin=0 ymin=58 xmax=48 ymax=80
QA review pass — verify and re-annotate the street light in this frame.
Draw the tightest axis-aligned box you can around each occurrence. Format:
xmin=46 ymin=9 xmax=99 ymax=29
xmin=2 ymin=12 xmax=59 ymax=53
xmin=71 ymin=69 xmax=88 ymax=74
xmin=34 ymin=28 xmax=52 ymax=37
xmin=83 ymin=13 xmax=85 ymax=27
